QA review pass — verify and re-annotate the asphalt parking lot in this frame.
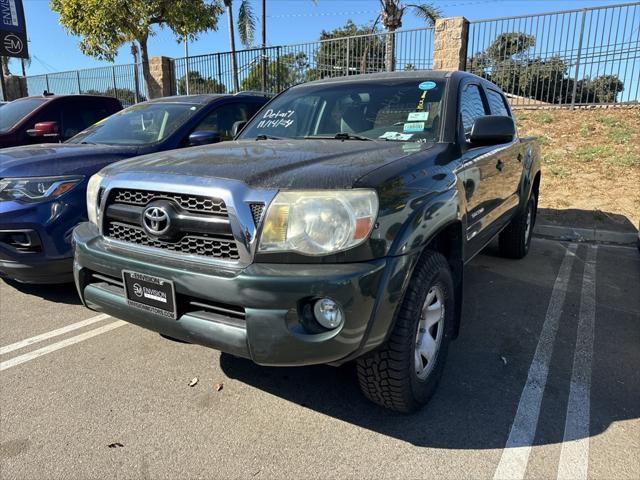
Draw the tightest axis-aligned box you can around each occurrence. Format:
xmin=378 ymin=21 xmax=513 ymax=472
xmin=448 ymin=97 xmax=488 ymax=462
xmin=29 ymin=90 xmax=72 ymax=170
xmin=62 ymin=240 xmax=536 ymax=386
xmin=0 ymin=237 xmax=638 ymax=479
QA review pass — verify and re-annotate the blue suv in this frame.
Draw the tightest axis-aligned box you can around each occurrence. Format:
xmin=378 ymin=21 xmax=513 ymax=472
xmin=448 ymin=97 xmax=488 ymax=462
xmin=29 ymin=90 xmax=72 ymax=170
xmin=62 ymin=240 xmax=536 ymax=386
xmin=0 ymin=93 xmax=269 ymax=283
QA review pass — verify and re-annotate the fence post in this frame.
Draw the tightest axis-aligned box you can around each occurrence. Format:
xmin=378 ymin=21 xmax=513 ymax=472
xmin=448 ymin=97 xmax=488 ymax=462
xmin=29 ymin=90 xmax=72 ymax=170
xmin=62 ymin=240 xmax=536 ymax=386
xmin=570 ymin=9 xmax=587 ymax=109
xmin=433 ymin=16 xmax=469 ymax=71
xmin=345 ymin=37 xmax=351 ymax=76
xmin=45 ymin=74 xmax=50 ymax=93
xmin=216 ymin=54 xmax=223 ymax=90
xmin=111 ymin=66 xmax=117 ymax=94
xmin=76 ymin=70 xmax=81 ymax=94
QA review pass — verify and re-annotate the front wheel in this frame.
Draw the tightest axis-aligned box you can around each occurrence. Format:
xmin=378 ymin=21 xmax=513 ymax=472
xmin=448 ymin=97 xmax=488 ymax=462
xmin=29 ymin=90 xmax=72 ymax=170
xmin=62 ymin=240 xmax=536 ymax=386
xmin=356 ymin=250 xmax=454 ymax=413
xmin=499 ymin=192 xmax=537 ymax=259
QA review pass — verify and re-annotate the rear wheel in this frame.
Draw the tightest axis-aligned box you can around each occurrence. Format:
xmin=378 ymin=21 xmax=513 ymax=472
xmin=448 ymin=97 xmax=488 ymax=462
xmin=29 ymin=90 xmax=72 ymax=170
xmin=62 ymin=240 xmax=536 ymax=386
xmin=356 ymin=250 xmax=454 ymax=413
xmin=499 ymin=192 xmax=537 ymax=259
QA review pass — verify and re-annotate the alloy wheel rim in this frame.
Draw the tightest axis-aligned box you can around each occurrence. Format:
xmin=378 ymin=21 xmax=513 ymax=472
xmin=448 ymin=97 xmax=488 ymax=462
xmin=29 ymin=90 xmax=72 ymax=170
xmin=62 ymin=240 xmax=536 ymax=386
xmin=525 ymin=203 xmax=533 ymax=241
xmin=414 ymin=285 xmax=445 ymax=380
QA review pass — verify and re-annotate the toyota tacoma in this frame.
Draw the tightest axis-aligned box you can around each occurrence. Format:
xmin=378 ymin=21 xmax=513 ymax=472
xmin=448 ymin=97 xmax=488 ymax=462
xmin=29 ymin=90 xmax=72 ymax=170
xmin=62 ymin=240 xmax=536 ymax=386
xmin=73 ymin=71 xmax=540 ymax=412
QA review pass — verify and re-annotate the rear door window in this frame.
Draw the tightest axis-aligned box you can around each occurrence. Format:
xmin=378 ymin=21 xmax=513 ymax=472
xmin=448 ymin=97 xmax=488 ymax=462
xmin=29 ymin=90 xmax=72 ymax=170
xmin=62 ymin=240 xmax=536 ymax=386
xmin=486 ymin=89 xmax=511 ymax=117
xmin=459 ymin=84 xmax=488 ymax=136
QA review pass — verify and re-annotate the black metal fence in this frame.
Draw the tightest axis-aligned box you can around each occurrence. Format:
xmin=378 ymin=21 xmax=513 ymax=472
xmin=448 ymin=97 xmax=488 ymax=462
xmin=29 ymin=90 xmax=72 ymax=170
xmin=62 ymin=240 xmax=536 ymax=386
xmin=22 ymin=2 xmax=640 ymax=108
xmin=26 ymin=63 xmax=145 ymax=106
xmin=466 ymin=2 xmax=640 ymax=107
xmin=172 ymin=27 xmax=435 ymax=95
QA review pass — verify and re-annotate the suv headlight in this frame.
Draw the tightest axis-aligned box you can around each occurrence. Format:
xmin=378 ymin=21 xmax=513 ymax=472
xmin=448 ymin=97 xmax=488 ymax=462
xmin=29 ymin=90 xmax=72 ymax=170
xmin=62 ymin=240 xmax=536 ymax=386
xmin=259 ymin=190 xmax=379 ymax=255
xmin=0 ymin=176 xmax=83 ymax=203
xmin=86 ymin=173 xmax=105 ymax=225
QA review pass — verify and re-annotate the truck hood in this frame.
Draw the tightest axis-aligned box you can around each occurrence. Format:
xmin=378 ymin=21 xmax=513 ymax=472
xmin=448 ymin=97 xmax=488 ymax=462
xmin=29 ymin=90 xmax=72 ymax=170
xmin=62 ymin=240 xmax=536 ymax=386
xmin=0 ymin=143 xmax=140 ymax=178
xmin=102 ymin=139 xmax=435 ymax=189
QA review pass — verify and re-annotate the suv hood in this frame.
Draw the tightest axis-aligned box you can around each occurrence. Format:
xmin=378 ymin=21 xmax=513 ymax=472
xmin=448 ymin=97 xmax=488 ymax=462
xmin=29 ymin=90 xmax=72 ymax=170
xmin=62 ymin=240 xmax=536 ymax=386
xmin=0 ymin=143 xmax=140 ymax=178
xmin=102 ymin=139 xmax=434 ymax=189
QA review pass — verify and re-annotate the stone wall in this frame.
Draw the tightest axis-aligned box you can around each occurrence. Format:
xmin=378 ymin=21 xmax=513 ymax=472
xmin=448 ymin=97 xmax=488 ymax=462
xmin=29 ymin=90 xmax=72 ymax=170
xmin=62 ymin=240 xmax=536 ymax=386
xmin=432 ymin=17 xmax=469 ymax=71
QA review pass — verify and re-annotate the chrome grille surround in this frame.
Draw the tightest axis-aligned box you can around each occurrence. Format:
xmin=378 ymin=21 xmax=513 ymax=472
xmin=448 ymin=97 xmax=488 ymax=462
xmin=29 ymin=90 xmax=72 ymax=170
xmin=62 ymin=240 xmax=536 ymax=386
xmin=97 ymin=173 xmax=277 ymax=268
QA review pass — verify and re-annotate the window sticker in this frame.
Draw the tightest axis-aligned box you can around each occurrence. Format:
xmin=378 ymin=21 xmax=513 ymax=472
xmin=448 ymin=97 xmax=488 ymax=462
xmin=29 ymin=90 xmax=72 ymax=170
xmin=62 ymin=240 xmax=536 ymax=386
xmin=403 ymin=121 xmax=425 ymax=133
xmin=416 ymin=91 xmax=427 ymax=111
xmin=418 ymin=81 xmax=437 ymax=90
xmin=407 ymin=111 xmax=429 ymax=122
xmin=379 ymin=131 xmax=413 ymax=141
xmin=256 ymin=108 xmax=295 ymax=128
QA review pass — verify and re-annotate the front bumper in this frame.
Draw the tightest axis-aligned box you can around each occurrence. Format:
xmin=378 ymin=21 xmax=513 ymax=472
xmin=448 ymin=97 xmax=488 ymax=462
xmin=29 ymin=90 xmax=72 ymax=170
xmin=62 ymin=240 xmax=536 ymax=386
xmin=0 ymin=192 xmax=85 ymax=284
xmin=73 ymin=222 xmax=416 ymax=366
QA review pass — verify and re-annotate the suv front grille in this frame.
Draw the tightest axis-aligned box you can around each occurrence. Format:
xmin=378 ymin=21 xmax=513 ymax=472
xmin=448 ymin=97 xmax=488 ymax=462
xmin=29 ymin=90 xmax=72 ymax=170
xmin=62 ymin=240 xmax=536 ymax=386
xmin=103 ymin=188 xmax=238 ymax=260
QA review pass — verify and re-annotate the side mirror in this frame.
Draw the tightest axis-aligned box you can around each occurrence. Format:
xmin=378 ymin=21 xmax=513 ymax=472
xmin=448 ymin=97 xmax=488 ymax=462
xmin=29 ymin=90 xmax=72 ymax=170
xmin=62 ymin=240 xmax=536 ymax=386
xmin=188 ymin=130 xmax=221 ymax=146
xmin=27 ymin=121 xmax=60 ymax=138
xmin=469 ymin=116 xmax=515 ymax=146
xmin=231 ymin=121 xmax=247 ymax=138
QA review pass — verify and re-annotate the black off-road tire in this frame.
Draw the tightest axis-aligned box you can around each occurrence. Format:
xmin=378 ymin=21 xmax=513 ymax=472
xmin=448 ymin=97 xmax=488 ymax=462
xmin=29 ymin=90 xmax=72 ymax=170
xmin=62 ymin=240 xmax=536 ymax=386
xmin=356 ymin=250 xmax=455 ymax=413
xmin=498 ymin=192 xmax=537 ymax=259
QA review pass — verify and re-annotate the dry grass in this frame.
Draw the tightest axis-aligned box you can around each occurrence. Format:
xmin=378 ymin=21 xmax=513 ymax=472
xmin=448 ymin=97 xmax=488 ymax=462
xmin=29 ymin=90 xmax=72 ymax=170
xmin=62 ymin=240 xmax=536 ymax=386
xmin=516 ymin=108 xmax=640 ymax=228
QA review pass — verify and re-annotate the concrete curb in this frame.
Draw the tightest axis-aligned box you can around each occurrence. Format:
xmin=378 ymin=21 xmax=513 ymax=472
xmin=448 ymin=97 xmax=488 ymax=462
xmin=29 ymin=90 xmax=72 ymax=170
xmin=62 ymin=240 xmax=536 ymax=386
xmin=534 ymin=224 xmax=638 ymax=245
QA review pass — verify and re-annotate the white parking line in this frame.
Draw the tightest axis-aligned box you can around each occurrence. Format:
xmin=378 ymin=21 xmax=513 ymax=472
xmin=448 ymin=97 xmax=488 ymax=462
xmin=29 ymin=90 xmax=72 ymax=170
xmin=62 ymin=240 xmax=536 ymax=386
xmin=0 ymin=321 xmax=127 ymax=372
xmin=493 ymin=243 xmax=577 ymax=480
xmin=0 ymin=313 xmax=111 ymax=356
xmin=557 ymin=245 xmax=597 ymax=480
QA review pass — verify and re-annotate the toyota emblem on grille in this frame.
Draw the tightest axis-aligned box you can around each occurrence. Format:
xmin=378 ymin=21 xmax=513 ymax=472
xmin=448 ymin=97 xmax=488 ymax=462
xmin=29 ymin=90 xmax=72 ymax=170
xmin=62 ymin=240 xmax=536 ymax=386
xmin=143 ymin=206 xmax=170 ymax=235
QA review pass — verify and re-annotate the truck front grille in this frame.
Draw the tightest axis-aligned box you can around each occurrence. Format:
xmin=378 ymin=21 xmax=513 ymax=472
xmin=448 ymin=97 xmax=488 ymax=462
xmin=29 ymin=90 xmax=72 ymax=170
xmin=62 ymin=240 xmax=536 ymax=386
xmin=103 ymin=188 xmax=238 ymax=261
xmin=113 ymin=189 xmax=228 ymax=216
xmin=106 ymin=223 xmax=239 ymax=259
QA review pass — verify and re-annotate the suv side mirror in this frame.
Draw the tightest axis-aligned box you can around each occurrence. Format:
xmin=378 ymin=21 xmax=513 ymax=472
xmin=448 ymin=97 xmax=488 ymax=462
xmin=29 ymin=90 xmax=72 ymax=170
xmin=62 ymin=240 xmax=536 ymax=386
xmin=231 ymin=121 xmax=247 ymax=138
xmin=188 ymin=130 xmax=221 ymax=146
xmin=469 ymin=116 xmax=515 ymax=146
xmin=27 ymin=121 xmax=60 ymax=139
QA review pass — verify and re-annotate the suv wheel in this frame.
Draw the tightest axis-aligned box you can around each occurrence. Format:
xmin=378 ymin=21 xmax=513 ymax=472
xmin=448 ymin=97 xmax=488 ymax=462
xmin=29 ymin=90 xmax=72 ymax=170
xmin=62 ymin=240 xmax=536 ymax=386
xmin=356 ymin=250 xmax=454 ymax=413
xmin=499 ymin=192 xmax=537 ymax=259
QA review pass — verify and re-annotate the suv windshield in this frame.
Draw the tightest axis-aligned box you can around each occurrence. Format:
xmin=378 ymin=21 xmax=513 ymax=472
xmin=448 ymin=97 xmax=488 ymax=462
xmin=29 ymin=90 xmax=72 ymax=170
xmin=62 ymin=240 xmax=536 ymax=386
xmin=68 ymin=102 xmax=201 ymax=145
xmin=240 ymin=78 xmax=446 ymax=142
xmin=0 ymin=98 xmax=48 ymax=133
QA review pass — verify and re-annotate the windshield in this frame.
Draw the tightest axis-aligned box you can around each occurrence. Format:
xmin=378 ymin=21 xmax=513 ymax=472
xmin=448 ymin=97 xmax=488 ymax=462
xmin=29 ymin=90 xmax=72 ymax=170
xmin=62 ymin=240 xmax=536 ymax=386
xmin=0 ymin=98 xmax=48 ymax=133
xmin=240 ymin=78 xmax=446 ymax=142
xmin=68 ymin=102 xmax=202 ymax=145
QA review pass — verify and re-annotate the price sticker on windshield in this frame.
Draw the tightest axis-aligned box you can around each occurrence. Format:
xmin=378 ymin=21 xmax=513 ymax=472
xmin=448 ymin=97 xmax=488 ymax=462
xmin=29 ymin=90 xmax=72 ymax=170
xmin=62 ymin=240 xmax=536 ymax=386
xmin=403 ymin=122 xmax=425 ymax=133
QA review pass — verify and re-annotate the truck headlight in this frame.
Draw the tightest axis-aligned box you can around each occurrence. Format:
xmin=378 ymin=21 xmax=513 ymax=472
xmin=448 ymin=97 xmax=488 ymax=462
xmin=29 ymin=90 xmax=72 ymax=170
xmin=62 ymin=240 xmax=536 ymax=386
xmin=0 ymin=176 xmax=83 ymax=203
xmin=259 ymin=190 xmax=378 ymax=255
xmin=86 ymin=173 xmax=105 ymax=225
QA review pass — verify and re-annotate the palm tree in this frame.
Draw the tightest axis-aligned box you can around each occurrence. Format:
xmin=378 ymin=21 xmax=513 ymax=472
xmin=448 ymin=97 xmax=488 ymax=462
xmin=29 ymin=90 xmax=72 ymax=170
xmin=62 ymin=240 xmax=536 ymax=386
xmin=223 ymin=0 xmax=257 ymax=92
xmin=377 ymin=1 xmax=440 ymax=72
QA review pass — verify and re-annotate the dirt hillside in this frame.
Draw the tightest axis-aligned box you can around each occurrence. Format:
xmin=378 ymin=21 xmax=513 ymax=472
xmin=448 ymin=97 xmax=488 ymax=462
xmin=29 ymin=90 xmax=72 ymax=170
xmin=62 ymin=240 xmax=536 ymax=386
xmin=516 ymin=108 xmax=640 ymax=230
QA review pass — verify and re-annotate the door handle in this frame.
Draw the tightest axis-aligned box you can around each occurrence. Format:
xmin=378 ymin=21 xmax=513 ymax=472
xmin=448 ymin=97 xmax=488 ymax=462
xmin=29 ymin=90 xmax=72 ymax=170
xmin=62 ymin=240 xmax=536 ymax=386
xmin=496 ymin=159 xmax=504 ymax=171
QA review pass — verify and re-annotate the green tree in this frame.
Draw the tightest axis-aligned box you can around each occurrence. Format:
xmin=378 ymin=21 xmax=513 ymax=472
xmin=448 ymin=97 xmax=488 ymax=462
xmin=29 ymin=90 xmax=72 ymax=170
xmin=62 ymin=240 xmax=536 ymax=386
xmin=50 ymin=0 xmax=224 ymax=99
xmin=470 ymin=32 xmax=624 ymax=104
xmin=222 ymin=0 xmax=257 ymax=92
xmin=178 ymin=71 xmax=226 ymax=95
xmin=306 ymin=20 xmax=385 ymax=81
xmin=241 ymin=52 xmax=308 ymax=92
xmin=376 ymin=1 xmax=440 ymax=71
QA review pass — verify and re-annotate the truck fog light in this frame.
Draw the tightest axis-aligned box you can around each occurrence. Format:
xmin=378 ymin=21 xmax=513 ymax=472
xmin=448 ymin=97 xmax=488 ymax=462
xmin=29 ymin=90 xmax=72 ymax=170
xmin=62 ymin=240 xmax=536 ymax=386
xmin=313 ymin=298 xmax=344 ymax=329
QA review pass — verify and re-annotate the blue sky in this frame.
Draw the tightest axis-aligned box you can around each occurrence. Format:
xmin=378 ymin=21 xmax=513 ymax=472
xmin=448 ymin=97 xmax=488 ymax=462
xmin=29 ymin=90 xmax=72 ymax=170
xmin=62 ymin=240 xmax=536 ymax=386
xmin=7 ymin=0 xmax=631 ymax=76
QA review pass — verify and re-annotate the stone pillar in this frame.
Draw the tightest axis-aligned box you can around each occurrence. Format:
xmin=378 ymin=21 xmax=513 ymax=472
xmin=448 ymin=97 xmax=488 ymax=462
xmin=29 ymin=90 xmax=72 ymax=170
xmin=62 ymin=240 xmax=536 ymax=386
xmin=2 ymin=75 xmax=27 ymax=100
xmin=148 ymin=56 xmax=175 ymax=99
xmin=433 ymin=17 xmax=469 ymax=71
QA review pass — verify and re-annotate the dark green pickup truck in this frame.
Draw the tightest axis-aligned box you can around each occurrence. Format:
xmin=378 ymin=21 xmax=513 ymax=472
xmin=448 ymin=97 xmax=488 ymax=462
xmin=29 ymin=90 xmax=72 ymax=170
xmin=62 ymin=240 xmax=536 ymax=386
xmin=73 ymin=71 xmax=540 ymax=412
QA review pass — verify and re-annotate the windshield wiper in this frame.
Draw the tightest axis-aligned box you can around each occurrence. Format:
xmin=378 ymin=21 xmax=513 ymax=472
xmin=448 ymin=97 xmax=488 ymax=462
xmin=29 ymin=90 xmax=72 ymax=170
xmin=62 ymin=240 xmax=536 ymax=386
xmin=304 ymin=133 xmax=372 ymax=141
xmin=255 ymin=134 xmax=282 ymax=140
